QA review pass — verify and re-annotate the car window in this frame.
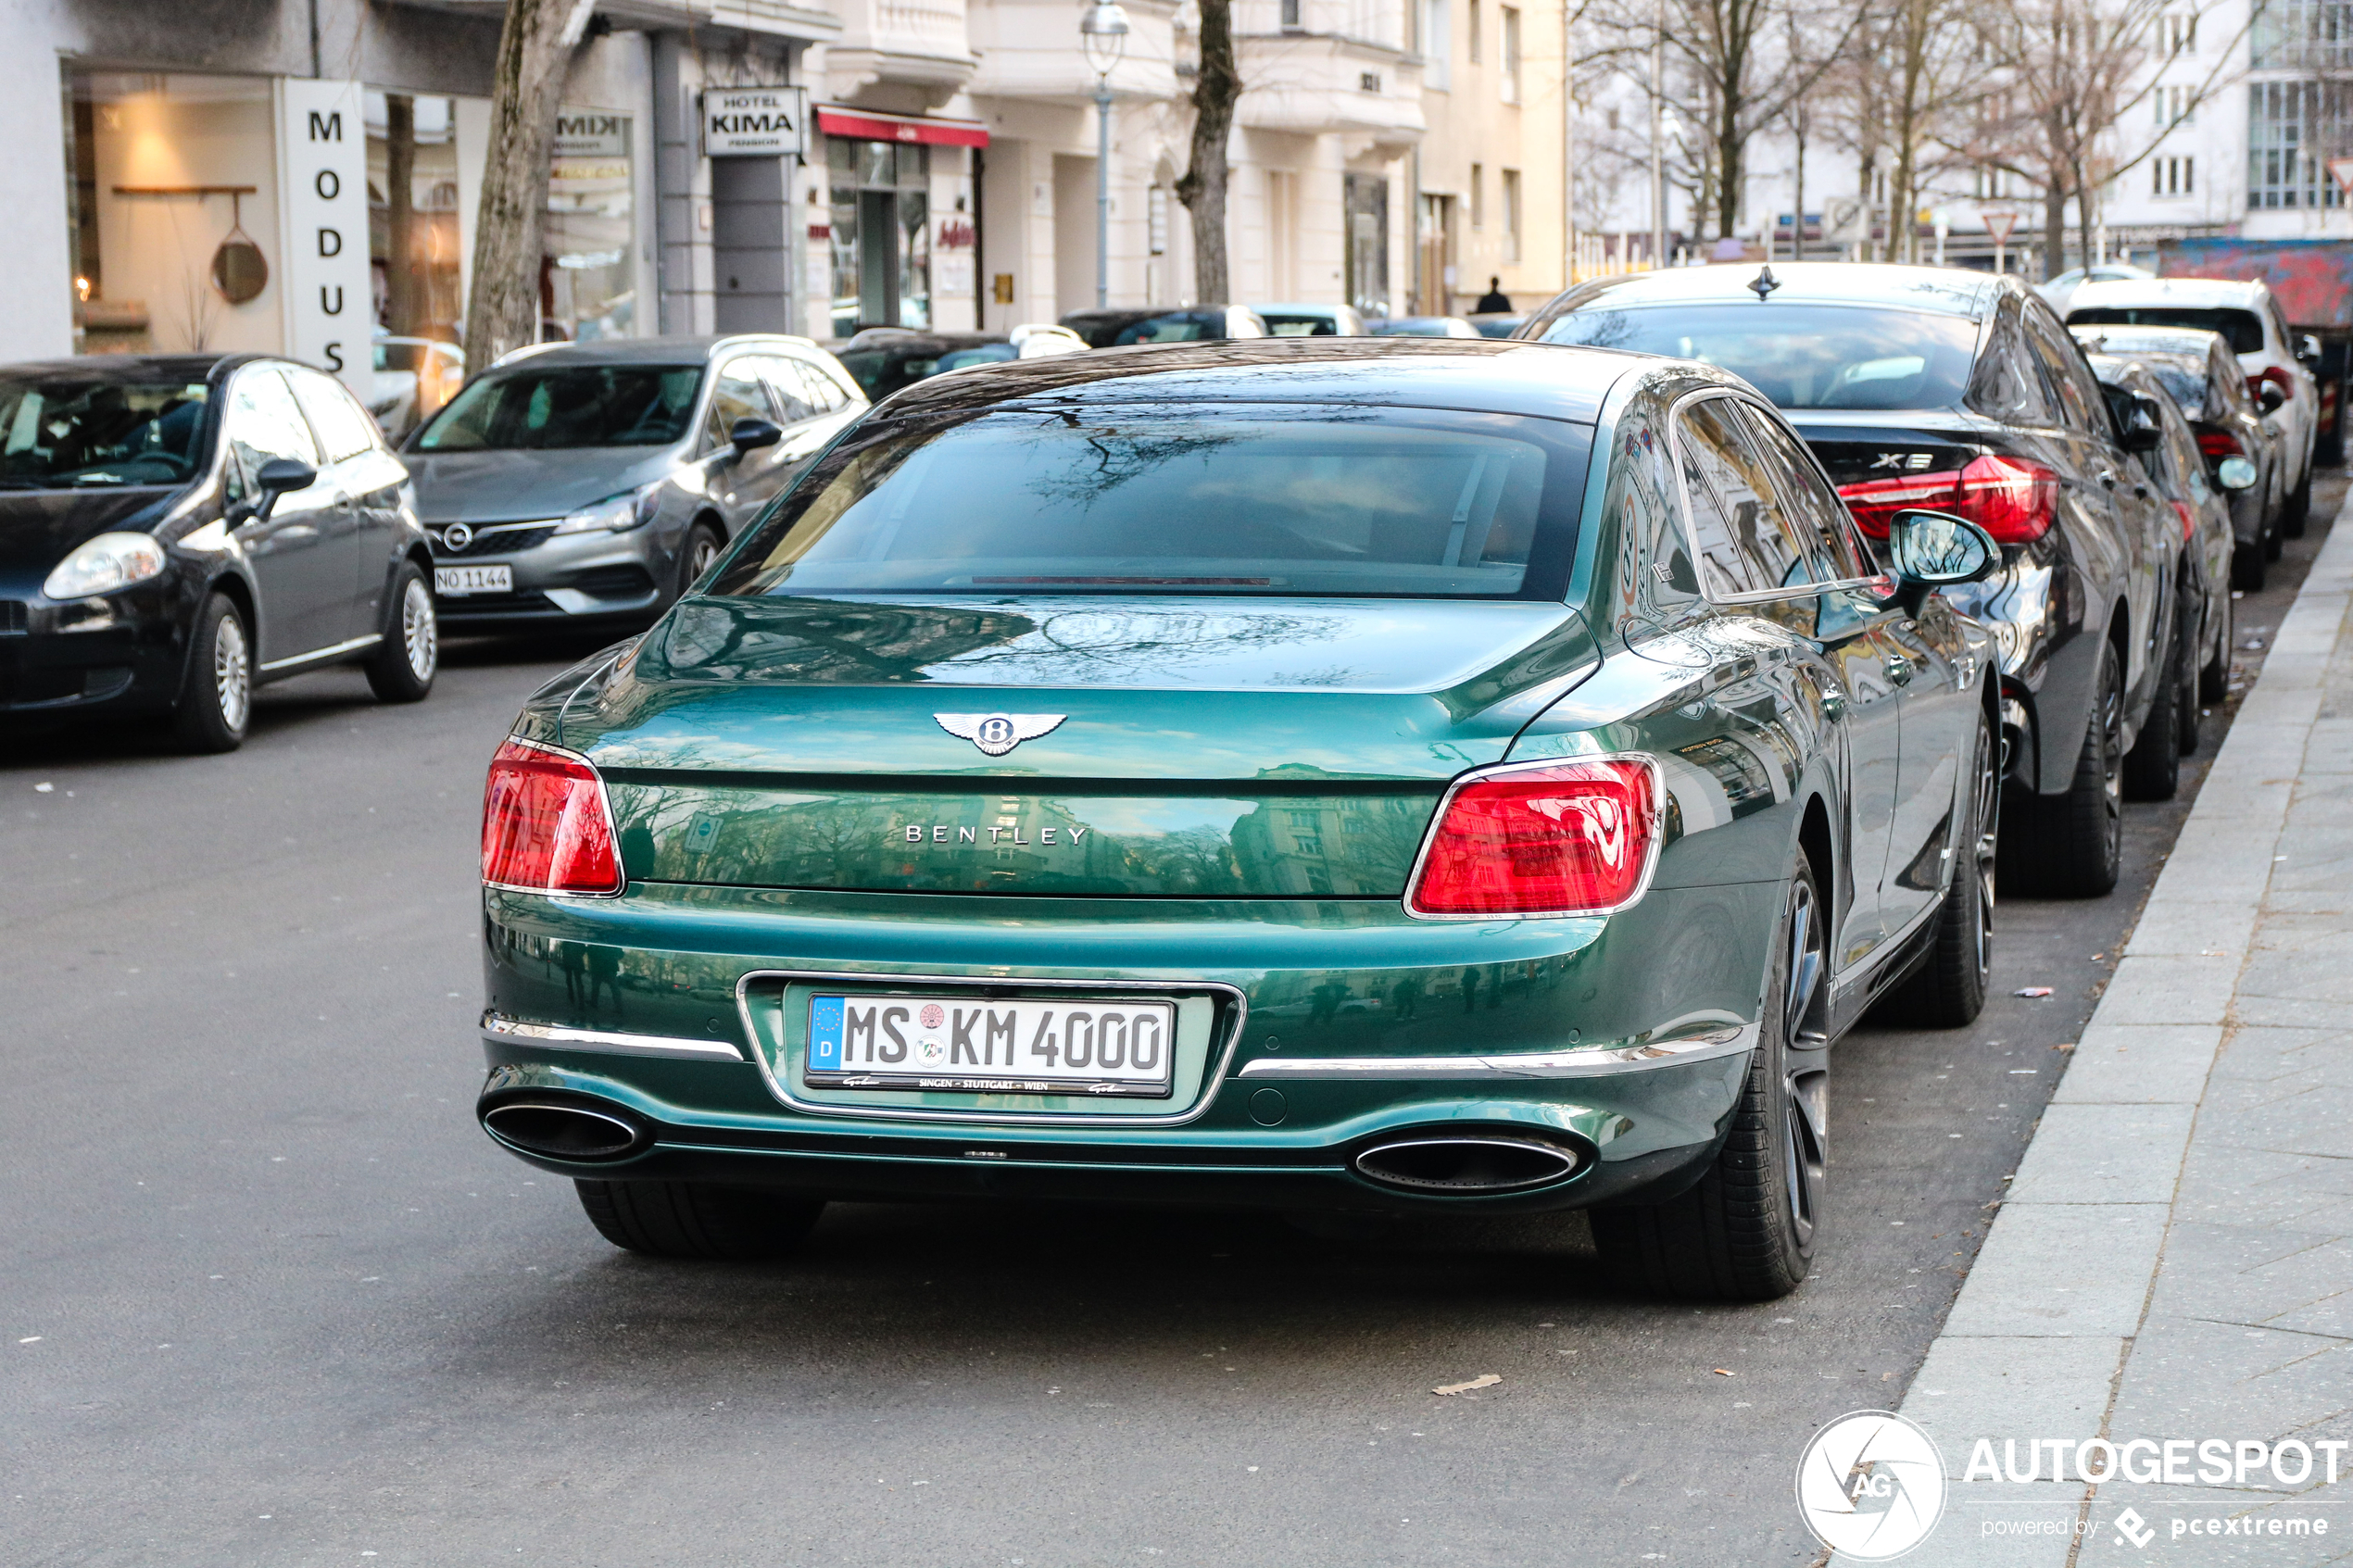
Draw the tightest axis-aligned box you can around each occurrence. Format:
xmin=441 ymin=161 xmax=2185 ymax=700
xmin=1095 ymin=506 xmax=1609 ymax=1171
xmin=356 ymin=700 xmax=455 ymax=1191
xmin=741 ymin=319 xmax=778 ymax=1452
xmin=0 ymin=373 xmax=211 ymax=488
xmin=224 ymin=369 xmax=321 ymax=500
xmin=705 ymin=359 xmax=777 ymax=447
xmin=1968 ymin=305 xmax=2052 ymax=424
xmin=752 ymin=357 xmax=815 ymax=423
xmin=285 ymin=368 xmax=380 ymax=462
xmin=712 ymin=404 xmax=1589 ymax=602
xmin=2067 ymin=306 xmax=2265 ymax=355
xmin=2024 ymin=310 xmax=2104 ymax=433
xmin=415 ymin=364 xmax=704 ymax=450
xmin=1542 ymin=304 xmax=1979 ymax=409
xmin=1727 ymin=402 xmax=1875 ymax=582
xmin=1675 ymin=396 xmax=1826 ymax=597
xmin=799 ymin=359 xmax=855 ymax=413
xmin=1111 ymin=312 xmax=1227 ymax=345
xmin=1262 ymin=315 xmax=1339 ymax=336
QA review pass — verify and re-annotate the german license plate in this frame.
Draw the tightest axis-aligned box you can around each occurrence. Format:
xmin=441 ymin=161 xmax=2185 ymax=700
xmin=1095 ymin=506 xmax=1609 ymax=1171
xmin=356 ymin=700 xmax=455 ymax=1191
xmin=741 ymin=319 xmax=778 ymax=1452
xmin=805 ymin=994 xmax=1175 ymax=1097
xmin=435 ymin=564 xmax=512 ymax=596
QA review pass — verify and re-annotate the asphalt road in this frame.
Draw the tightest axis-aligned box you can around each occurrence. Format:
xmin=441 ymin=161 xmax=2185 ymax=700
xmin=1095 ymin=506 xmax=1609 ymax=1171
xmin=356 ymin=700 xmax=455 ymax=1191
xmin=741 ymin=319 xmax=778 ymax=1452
xmin=4 ymin=483 xmax=2338 ymax=1568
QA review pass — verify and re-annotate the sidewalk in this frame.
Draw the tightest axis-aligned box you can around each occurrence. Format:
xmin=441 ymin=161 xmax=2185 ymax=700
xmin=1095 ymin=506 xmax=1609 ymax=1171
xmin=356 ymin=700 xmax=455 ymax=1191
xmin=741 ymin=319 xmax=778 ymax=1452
xmin=1843 ymin=504 xmax=2353 ymax=1566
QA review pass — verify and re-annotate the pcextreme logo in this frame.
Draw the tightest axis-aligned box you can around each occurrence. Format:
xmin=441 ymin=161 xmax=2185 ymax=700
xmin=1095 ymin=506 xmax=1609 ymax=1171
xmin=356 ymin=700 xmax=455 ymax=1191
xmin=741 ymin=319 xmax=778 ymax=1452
xmin=1795 ymin=1411 xmax=1948 ymax=1561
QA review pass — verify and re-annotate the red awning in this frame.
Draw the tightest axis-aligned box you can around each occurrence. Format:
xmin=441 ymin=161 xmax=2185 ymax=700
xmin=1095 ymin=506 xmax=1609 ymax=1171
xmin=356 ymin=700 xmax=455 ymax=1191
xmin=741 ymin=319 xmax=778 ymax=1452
xmin=813 ymin=107 xmax=988 ymax=149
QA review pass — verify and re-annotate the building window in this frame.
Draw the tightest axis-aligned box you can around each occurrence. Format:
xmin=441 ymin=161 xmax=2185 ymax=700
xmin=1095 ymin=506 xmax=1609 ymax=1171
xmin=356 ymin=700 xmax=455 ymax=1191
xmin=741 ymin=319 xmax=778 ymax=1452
xmin=1423 ymin=0 xmax=1452 ymax=89
xmin=1470 ymin=162 xmax=1484 ymax=227
xmin=1468 ymin=0 xmax=1482 ymax=63
xmin=2254 ymin=0 xmax=2349 ymax=67
xmin=1501 ymin=6 xmax=1522 ymax=101
xmin=1281 ymin=0 xmax=1302 ymax=29
xmin=1343 ymin=172 xmax=1390 ymax=317
xmin=2161 ymin=8 xmax=2197 ymax=53
xmin=1501 ymin=168 xmax=1522 ymax=262
xmin=2248 ymin=80 xmax=2351 ymax=207
xmin=2153 ymin=155 xmax=2195 ymax=195
xmin=2155 ymin=84 xmax=2196 ymax=127
xmin=545 ymin=109 xmax=637 ymax=343
xmin=828 ymin=138 xmax=933 ymax=334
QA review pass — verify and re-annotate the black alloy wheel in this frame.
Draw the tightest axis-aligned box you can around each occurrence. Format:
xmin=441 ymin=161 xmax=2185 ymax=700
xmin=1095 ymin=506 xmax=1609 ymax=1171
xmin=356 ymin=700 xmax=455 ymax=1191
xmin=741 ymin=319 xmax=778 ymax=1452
xmin=2004 ymin=638 xmax=2124 ymax=897
xmin=364 ymin=563 xmax=438 ymax=703
xmin=170 ymin=592 xmax=252 ymax=754
xmin=2122 ymin=616 xmax=2184 ymax=801
xmin=1883 ymin=708 xmax=1996 ymax=1027
xmin=575 ymin=1179 xmax=826 ymax=1261
xmin=1592 ymin=856 xmax=1825 ymax=1301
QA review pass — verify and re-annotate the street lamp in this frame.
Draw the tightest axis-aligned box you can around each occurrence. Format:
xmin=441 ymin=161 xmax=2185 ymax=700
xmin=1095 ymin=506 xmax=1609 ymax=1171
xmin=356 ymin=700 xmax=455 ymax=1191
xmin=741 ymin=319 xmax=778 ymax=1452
xmin=1080 ymin=0 xmax=1130 ymax=309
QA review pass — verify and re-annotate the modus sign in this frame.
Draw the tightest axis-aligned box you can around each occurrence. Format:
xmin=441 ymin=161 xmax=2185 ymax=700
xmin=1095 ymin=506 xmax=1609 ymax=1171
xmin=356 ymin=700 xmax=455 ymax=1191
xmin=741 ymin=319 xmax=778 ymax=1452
xmin=705 ymin=87 xmax=806 ymax=157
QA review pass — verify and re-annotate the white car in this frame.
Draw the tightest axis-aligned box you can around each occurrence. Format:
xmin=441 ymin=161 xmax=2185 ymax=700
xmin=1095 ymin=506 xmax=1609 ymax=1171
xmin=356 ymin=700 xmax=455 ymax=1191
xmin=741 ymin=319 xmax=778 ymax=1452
xmin=2034 ymin=262 xmax=2154 ymax=318
xmin=2067 ymin=277 xmax=2323 ymax=532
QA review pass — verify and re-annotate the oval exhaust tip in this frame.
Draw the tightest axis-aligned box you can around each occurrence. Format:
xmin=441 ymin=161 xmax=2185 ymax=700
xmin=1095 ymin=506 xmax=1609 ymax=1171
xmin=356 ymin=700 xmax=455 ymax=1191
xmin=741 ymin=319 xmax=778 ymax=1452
xmin=482 ymin=1101 xmax=645 ymax=1162
xmin=1353 ymin=1135 xmax=1583 ymax=1195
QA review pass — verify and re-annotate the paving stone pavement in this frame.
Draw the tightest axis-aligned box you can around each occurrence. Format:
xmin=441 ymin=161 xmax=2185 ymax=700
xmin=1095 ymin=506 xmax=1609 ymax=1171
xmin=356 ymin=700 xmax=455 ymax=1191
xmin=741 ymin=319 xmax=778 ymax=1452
xmin=1828 ymin=505 xmax=2353 ymax=1567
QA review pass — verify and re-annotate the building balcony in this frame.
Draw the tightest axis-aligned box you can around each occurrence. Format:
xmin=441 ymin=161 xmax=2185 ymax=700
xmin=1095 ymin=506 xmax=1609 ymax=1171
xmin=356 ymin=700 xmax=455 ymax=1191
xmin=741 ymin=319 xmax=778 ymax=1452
xmin=965 ymin=0 xmax=1184 ymax=106
xmin=824 ymin=0 xmax=981 ymax=106
xmin=391 ymin=0 xmax=843 ymax=44
xmin=1235 ymin=31 xmax=1425 ymax=152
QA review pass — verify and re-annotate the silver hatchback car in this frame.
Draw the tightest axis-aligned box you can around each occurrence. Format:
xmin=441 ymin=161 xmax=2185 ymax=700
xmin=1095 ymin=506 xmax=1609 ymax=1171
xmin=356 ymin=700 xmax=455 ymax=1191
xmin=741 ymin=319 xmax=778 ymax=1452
xmin=403 ymin=335 xmax=866 ymax=633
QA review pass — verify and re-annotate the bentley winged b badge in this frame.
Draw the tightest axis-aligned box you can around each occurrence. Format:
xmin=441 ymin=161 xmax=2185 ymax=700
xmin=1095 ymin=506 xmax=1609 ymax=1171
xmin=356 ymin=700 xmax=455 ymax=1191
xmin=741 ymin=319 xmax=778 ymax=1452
xmin=934 ymin=712 xmax=1068 ymax=757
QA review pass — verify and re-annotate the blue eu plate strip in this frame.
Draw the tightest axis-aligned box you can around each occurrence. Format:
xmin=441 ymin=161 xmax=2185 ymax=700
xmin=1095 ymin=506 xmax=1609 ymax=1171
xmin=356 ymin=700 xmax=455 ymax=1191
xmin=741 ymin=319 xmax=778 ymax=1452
xmin=808 ymin=995 xmax=845 ymax=1072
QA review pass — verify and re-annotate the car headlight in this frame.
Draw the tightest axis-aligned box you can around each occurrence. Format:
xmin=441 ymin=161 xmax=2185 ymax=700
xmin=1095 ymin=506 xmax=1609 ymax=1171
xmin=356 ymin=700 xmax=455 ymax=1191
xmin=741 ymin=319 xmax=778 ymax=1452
xmin=552 ymin=483 xmax=661 ymax=536
xmin=43 ymin=532 xmax=168 ymax=599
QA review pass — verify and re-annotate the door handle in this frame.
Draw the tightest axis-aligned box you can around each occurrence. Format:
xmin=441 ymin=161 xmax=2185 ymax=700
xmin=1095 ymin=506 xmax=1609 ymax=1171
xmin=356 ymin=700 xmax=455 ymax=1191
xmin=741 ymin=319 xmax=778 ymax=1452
xmin=1886 ymin=655 xmax=1915 ymax=686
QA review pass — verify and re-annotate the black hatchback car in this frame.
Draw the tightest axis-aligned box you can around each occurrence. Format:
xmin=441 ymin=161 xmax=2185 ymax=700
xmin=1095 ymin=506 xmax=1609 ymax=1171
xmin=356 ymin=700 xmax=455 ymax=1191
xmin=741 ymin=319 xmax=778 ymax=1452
xmin=0 ymin=354 xmax=437 ymax=751
xmin=1517 ymin=263 xmax=2182 ymax=897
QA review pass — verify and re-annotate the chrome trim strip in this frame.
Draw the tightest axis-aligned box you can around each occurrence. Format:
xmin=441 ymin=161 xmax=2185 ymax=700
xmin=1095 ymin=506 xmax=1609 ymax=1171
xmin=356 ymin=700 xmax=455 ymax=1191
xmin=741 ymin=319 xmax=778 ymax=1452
xmin=1236 ymin=1024 xmax=1756 ymax=1080
xmin=731 ymin=968 xmax=1249 ymax=1127
xmin=481 ymin=1011 xmax=747 ymax=1061
xmin=258 ymin=633 xmax=383 ymax=671
xmin=431 ymin=518 xmax=560 ymax=537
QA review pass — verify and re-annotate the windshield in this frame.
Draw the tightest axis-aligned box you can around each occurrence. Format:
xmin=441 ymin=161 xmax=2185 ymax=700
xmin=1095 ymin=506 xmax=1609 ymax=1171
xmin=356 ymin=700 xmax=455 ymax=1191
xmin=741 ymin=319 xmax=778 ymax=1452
xmin=0 ymin=376 xmax=210 ymax=488
xmin=711 ymin=404 xmax=1590 ymax=601
xmin=1113 ymin=312 xmax=1227 ymax=345
xmin=2069 ymin=307 xmax=2264 ymax=354
xmin=412 ymin=363 xmax=702 ymax=450
xmin=1541 ymin=304 xmax=1980 ymax=409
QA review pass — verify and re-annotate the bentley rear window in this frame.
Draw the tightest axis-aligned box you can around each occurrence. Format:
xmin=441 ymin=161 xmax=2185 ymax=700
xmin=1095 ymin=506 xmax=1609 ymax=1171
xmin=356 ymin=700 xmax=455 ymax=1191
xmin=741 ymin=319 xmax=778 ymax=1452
xmin=711 ymin=405 xmax=1590 ymax=600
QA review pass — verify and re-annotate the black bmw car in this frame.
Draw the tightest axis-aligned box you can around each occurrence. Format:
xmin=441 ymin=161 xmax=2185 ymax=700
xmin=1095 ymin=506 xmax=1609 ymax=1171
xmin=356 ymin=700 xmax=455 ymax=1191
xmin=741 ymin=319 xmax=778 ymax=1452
xmin=0 ymin=354 xmax=438 ymax=751
xmin=1517 ymin=264 xmax=2183 ymax=897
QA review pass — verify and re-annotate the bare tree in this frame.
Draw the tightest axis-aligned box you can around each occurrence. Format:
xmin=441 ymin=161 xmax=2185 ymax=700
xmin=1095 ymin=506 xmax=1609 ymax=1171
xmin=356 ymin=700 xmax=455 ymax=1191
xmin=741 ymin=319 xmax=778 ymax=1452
xmin=1176 ymin=0 xmax=1242 ymax=303
xmin=464 ymin=0 xmax=595 ymax=367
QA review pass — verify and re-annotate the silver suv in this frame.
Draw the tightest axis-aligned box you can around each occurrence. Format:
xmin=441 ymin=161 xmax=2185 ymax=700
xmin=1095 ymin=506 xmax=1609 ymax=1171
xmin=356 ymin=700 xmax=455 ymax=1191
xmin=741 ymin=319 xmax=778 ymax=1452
xmin=402 ymin=335 xmax=865 ymax=634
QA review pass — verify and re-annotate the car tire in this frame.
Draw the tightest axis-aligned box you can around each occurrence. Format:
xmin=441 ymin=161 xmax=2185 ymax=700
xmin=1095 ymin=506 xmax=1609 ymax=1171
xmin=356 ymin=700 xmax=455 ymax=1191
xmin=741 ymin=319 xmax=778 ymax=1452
xmin=363 ymin=563 xmax=437 ymax=704
xmin=2003 ymin=638 xmax=2122 ymax=898
xmin=2199 ymin=591 xmax=2232 ymax=707
xmin=676 ymin=520 xmax=725 ymax=601
xmin=2122 ymin=618 xmax=2183 ymax=801
xmin=574 ymin=1179 xmax=824 ymax=1261
xmin=170 ymin=592 xmax=252 ymax=754
xmin=1880 ymin=709 xmax=1995 ymax=1028
xmin=2232 ymin=541 xmax=2268 ymax=593
xmin=2284 ymin=463 xmax=2311 ymax=538
xmin=1591 ymin=856 xmax=1824 ymax=1302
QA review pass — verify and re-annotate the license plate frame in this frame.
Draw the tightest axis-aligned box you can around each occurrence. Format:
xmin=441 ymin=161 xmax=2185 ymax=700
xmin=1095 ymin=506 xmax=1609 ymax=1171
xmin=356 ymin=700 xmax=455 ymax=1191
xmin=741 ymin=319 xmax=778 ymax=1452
xmin=434 ymin=564 xmax=513 ymax=596
xmin=804 ymin=992 xmax=1176 ymax=1098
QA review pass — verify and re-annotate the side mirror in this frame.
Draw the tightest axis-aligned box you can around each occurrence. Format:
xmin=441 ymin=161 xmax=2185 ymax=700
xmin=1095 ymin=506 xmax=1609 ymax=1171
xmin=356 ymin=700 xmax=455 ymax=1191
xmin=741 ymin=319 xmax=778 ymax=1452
xmin=2259 ymin=381 xmax=2288 ymax=414
xmin=244 ymin=457 xmax=317 ymax=523
xmin=2217 ymin=455 xmax=2259 ymax=491
xmin=2118 ymin=393 xmax=2164 ymax=453
xmin=728 ymin=417 xmax=783 ymax=458
xmin=1886 ymin=509 xmax=2000 ymax=612
xmin=2297 ymin=333 xmax=2322 ymax=364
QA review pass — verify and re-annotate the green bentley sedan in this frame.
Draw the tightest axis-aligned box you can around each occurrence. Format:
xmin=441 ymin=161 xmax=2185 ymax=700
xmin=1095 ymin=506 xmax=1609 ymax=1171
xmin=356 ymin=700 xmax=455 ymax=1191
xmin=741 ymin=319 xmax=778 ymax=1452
xmin=474 ymin=337 xmax=2002 ymax=1301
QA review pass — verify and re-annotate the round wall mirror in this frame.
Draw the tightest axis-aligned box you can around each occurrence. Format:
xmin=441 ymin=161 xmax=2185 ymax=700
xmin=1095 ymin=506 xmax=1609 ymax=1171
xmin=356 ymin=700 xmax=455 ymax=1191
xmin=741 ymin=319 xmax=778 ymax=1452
xmin=211 ymin=235 xmax=268 ymax=305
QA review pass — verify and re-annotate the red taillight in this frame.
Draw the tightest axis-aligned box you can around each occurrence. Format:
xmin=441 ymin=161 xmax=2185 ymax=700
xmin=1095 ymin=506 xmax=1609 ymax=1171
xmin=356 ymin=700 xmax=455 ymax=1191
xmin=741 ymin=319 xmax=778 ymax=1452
xmin=1953 ymin=453 xmax=2058 ymax=545
xmin=2171 ymin=498 xmax=2197 ymax=541
xmin=1838 ymin=470 xmax=1960 ymax=539
xmin=2196 ymin=428 xmax=2242 ymax=459
xmin=482 ymin=737 xmax=623 ymax=896
xmin=1407 ymin=759 xmax=1659 ymax=918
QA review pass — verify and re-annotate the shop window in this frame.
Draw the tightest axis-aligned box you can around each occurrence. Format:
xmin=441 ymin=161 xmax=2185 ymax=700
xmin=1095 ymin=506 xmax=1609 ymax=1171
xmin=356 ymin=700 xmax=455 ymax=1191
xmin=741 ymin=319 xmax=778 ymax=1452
xmin=366 ymin=92 xmax=464 ymax=437
xmin=828 ymin=139 xmax=932 ymax=335
xmin=546 ymin=109 xmax=636 ymax=343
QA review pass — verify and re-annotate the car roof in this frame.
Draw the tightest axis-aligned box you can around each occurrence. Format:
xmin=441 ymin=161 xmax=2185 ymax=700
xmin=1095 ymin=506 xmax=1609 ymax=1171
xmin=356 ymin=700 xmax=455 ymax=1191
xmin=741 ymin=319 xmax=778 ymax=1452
xmin=492 ymin=334 xmax=814 ymax=369
xmin=843 ymin=329 xmax=1007 ymax=352
xmin=0 ymin=352 xmax=279 ymax=383
xmin=1252 ymin=303 xmax=1351 ymax=315
xmin=873 ymin=336 xmax=1630 ymax=422
xmin=2068 ymin=277 xmax=2270 ymax=311
xmin=1537 ymin=260 xmax=2010 ymax=321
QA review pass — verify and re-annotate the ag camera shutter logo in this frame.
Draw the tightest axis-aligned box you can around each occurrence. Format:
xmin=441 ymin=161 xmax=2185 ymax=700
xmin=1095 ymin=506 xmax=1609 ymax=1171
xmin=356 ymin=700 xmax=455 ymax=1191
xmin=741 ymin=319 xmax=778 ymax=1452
xmin=1796 ymin=1410 xmax=1947 ymax=1560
